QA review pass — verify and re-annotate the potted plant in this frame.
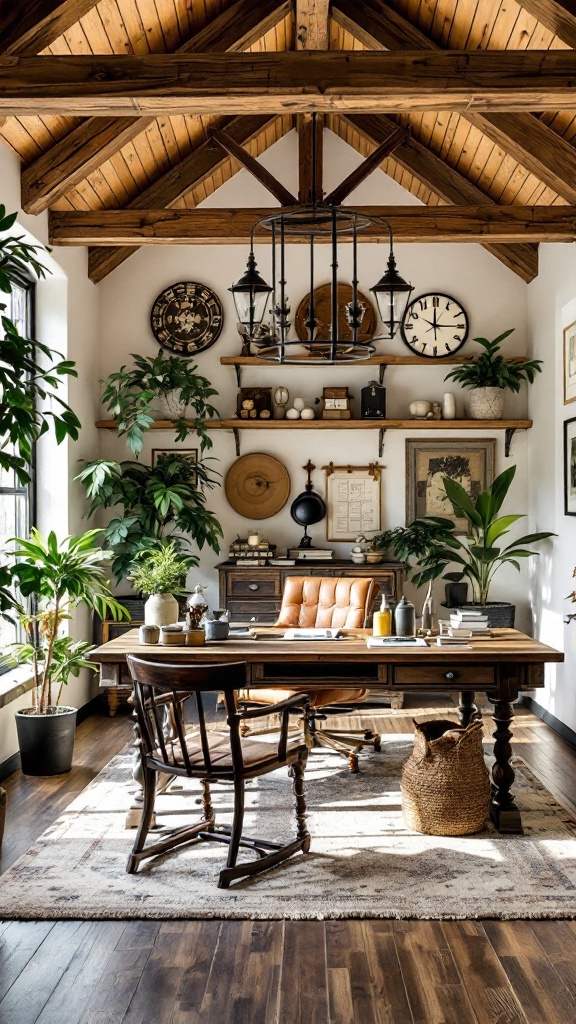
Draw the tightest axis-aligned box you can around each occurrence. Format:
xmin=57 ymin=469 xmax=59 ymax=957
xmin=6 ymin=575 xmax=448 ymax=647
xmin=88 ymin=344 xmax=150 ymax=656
xmin=388 ymin=519 xmax=458 ymax=628
xmin=100 ymin=350 xmax=219 ymax=456
xmin=127 ymin=541 xmax=195 ymax=626
xmin=76 ymin=451 xmax=223 ymax=582
xmin=5 ymin=529 xmax=129 ymax=776
xmin=443 ymin=329 xmax=543 ymax=420
xmin=410 ymin=465 xmax=555 ymax=627
xmin=0 ymin=204 xmax=81 ymax=484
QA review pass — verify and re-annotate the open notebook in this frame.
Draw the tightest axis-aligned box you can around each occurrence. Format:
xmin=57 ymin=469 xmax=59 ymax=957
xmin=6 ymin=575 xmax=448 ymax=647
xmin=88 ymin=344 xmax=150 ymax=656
xmin=283 ymin=628 xmax=342 ymax=641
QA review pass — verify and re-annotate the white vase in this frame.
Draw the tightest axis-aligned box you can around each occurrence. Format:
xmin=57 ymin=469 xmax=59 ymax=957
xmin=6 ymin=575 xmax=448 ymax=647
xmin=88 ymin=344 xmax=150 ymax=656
xmin=144 ymin=592 xmax=179 ymax=627
xmin=468 ymin=387 xmax=505 ymax=420
xmin=156 ymin=391 xmax=187 ymax=420
xmin=442 ymin=392 xmax=456 ymax=420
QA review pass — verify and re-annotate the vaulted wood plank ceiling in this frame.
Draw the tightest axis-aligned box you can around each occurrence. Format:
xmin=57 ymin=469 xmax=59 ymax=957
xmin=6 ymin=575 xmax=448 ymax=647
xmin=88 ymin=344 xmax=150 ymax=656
xmin=0 ymin=0 xmax=575 ymax=283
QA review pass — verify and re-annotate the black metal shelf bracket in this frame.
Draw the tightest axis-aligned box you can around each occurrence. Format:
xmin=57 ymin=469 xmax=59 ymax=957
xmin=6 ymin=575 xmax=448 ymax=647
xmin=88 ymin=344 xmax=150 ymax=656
xmin=505 ymin=428 xmax=516 ymax=458
xmin=379 ymin=364 xmax=388 ymax=386
xmin=232 ymin=427 xmax=241 ymax=457
xmin=378 ymin=427 xmax=386 ymax=458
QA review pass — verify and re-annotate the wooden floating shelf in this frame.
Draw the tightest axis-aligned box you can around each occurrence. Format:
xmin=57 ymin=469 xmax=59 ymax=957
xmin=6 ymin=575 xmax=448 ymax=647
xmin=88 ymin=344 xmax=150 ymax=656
xmin=95 ymin=418 xmax=531 ymax=458
xmin=220 ymin=354 xmax=530 ymax=384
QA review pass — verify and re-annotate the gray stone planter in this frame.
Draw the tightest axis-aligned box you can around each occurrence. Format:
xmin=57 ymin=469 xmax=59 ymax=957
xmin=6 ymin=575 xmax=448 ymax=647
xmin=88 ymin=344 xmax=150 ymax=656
xmin=468 ymin=387 xmax=505 ymax=420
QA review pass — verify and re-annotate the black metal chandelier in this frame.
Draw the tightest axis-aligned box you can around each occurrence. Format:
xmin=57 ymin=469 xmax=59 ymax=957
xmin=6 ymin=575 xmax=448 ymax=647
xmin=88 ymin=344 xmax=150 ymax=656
xmin=229 ymin=118 xmax=413 ymax=365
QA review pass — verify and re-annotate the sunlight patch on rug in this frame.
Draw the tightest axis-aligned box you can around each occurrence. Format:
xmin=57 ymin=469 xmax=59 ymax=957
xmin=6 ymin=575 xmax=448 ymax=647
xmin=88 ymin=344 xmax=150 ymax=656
xmin=1 ymin=739 xmax=576 ymax=920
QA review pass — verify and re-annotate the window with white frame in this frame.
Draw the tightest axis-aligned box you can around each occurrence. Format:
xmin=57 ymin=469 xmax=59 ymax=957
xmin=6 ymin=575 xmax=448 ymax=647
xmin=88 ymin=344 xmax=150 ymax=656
xmin=0 ymin=275 xmax=35 ymax=666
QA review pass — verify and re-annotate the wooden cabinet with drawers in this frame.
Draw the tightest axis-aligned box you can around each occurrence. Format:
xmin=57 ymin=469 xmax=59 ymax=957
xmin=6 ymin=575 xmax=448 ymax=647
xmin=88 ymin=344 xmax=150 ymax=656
xmin=217 ymin=560 xmax=407 ymax=625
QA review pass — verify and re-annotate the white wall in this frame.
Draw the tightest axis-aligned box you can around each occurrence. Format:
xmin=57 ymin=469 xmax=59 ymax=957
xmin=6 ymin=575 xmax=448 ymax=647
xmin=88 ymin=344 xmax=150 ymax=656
xmin=0 ymin=141 xmax=100 ymax=762
xmin=528 ymin=244 xmax=576 ymax=734
xmin=98 ymin=128 xmax=533 ymax=622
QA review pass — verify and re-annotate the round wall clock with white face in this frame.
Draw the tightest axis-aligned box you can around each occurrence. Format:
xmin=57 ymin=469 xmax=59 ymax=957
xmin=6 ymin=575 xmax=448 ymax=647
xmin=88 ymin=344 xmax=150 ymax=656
xmin=400 ymin=292 xmax=469 ymax=358
xmin=150 ymin=281 xmax=224 ymax=355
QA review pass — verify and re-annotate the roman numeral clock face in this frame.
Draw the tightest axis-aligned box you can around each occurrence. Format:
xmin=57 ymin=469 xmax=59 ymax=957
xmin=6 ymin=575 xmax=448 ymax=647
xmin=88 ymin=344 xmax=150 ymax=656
xmin=400 ymin=293 xmax=469 ymax=358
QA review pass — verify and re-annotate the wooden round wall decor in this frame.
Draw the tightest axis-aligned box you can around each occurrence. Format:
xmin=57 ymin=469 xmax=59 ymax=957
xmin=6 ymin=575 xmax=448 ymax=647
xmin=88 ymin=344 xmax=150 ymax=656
xmin=225 ymin=454 xmax=291 ymax=520
xmin=150 ymin=281 xmax=224 ymax=355
xmin=295 ymin=282 xmax=377 ymax=345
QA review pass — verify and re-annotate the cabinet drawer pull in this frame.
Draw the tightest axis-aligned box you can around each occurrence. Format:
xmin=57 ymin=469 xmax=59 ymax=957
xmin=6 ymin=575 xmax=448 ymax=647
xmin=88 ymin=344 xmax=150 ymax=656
xmin=248 ymin=583 xmax=259 ymax=591
xmin=445 ymin=671 xmax=455 ymax=680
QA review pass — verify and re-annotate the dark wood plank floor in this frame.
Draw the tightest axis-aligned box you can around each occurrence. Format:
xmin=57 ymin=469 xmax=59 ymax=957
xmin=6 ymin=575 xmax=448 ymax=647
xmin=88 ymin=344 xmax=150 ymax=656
xmin=1 ymin=698 xmax=576 ymax=1024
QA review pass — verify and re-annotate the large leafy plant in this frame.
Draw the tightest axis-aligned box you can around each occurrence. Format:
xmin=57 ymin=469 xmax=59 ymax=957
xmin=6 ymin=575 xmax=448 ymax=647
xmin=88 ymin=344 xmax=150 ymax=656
xmin=0 ymin=205 xmax=81 ymax=484
xmin=410 ymin=465 xmax=554 ymax=605
xmin=128 ymin=541 xmax=194 ymax=596
xmin=444 ymin=329 xmax=543 ymax=392
xmin=6 ymin=529 xmax=129 ymax=713
xmin=76 ymin=451 xmax=223 ymax=582
xmin=101 ymin=350 xmax=219 ymax=457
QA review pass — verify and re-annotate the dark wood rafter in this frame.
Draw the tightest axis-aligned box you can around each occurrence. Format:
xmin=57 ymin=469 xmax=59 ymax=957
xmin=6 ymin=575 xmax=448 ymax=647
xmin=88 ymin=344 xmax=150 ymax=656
xmin=20 ymin=0 xmax=291 ymax=214
xmin=339 ymin=113 xmax=539 ymax=282
xmin=4 ymin=52 xmax=576 ymax=117
xmin=87 ymin=114 xmax=282 ymax=283
xmin=0 ymin=0 xmax=100 ymax=55
xmin=49 ymin=206 xmax=576 ymax=245
xmin=211 ymin=128 xmax=297 ymax=205
xmin=515 ymin=0 xmax=576 ymax=48
xmin=332 ymin=0 xmax=576 ymax=205
xmin=324 ymin=125 xmax=411 ymax=205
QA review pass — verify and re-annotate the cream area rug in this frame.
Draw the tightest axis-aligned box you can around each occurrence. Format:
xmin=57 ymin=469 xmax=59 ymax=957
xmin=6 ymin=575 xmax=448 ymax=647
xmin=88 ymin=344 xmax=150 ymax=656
xmin=1 ymin=738 xmax=576 ymax=920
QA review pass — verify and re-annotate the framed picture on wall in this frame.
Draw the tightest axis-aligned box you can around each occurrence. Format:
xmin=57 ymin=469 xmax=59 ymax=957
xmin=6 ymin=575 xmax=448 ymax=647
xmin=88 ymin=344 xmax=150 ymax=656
xmin=324 ymin=463 xmax=382 ymax=541
xmin=564 ymin=320 xmax=576 ymax=404
xmin=564 ymin=418 xmax=576 ymax=516
xmin=151 ymin=448 xmax=197 ymax=481
xmin=406 ymin=439 xmax=495 ymax=533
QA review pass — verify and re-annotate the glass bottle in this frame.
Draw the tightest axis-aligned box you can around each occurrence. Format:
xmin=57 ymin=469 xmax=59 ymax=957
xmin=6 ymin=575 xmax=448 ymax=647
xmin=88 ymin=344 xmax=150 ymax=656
xmin=373 ymin=593 xmax=392 ymax=637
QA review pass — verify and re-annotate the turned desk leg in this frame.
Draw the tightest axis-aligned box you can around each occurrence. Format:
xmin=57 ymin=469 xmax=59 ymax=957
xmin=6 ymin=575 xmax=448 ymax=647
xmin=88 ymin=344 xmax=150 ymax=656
xmin=458 ymin=691 xmax=480 ymax=727
xmin=488 ymin=693 xmax=522 ymax=834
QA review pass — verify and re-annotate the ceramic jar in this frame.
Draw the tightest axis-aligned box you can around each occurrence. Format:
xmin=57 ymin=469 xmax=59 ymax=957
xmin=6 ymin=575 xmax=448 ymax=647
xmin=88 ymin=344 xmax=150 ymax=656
xmin=144 ymin=592 xmax=179 ymax=627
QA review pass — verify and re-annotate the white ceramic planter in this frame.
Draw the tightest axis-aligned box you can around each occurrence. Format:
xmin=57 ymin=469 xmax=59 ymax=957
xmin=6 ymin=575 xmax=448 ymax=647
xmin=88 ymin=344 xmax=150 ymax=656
xmin=144 ymin=592 xmax=179 ymax=627
xmin=468 ymin=387 xmax=505 ymax=420
xmin=156 ymin=391 xmax=187 ymax=420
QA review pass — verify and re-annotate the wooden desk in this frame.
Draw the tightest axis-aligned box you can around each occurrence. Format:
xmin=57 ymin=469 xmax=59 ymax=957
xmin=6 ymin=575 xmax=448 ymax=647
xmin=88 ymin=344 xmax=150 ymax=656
xmin=90 ymin=627 xmax=564 ymax=833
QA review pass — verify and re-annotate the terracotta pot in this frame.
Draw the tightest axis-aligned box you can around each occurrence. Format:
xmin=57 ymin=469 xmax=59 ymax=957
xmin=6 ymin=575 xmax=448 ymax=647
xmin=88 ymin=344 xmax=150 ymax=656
xmin=468 ymin=387 xmax=505 ymax=420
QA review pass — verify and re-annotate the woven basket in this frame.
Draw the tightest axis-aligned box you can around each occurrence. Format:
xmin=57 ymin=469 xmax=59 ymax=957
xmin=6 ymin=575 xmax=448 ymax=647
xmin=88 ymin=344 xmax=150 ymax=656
xmin=401 ymin=719 xmax=491 ymax=836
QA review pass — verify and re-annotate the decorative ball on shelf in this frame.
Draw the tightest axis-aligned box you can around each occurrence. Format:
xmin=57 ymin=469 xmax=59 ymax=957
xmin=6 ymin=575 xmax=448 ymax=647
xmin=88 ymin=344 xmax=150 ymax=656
xmin=293 ymin=397 xmax=306 ymax=412
xmin=300 ymin=407 xmax=315 ymax=420
xmin=286 ymin=408 xmax=300 ymax=420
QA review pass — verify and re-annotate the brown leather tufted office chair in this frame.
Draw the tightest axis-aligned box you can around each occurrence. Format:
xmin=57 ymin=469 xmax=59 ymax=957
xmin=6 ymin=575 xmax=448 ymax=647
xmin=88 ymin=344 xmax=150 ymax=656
xmin=243 ymin=576 xmax=380 ymax=772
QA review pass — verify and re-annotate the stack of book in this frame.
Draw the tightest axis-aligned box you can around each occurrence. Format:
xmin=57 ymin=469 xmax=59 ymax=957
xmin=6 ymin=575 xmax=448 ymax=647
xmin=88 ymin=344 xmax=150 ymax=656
xmin=449 ymin=609 xmax=491 ymax=635
xmin=228 ymin=539 xmax=276 ymax=565
xmin=287 ymin=548 xmax=334 ymax=561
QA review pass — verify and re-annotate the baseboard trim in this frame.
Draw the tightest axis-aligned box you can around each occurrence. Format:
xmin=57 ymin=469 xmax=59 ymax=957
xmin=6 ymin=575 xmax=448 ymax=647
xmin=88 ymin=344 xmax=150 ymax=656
xmin=0 ymin=697 xmax=103 ymax=782
xmin=521 ymin=696 xmax=576 ymax=749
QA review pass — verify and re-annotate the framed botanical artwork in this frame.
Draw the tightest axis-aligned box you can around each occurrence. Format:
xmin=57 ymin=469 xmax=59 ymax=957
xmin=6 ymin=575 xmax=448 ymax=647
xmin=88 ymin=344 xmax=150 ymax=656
xmin=405 ymin=439 xmax=495 ymax=533
xmin=564 ymin=320 xmax=576 ymax=404
xmin=564 ymin=418 xmax=576 ymax=516
xmin=151 ymin=448 xmax=197 ymax=480
xmin=324 ymin=463 xmax=382 ymax=541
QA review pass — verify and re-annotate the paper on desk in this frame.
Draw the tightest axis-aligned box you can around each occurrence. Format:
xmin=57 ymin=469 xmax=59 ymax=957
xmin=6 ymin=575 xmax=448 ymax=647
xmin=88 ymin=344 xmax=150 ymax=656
xmin=283 ymin=628 xmax=342 ymax=640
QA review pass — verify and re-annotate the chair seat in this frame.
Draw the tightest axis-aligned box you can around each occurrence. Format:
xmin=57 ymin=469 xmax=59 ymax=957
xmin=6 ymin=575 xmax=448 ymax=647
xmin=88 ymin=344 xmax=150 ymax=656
xmin=155 ymin=728 xmax=306 ymax=773
xmin=241 ymin=687 xmax=369 ymax=708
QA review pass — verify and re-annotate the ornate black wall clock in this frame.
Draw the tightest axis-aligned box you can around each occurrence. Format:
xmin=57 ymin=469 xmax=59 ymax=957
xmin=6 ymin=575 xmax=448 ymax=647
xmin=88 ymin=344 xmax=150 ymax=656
xmin=150 ymin=281 xmax=224 ymax=355
xmin=400 ymin=292 xmax=469 ymax=358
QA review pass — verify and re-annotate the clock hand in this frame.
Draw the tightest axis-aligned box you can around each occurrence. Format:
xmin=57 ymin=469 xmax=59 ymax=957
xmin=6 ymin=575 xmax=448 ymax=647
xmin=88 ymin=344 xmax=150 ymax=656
xmin=432 ymin=307 xmax=438 ymax=339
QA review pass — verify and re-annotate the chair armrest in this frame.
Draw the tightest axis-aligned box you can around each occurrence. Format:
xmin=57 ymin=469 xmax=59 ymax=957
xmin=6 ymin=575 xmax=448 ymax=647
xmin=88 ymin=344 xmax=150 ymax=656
xmin=238 ymin=693 xmax=310 ymax=720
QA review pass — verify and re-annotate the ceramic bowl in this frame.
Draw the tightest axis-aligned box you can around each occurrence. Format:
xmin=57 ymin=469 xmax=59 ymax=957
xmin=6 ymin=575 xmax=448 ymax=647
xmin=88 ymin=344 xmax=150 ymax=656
xmin=366 ymin=551 xmax=383 ymax=563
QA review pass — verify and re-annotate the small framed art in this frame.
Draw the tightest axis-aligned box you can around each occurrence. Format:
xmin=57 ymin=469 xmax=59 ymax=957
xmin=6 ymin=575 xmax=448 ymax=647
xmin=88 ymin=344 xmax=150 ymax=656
xmin=564 ymin=417 xmax=576 ymax=515
xmin=564 ymin=320 xmax=576 ymax=404
xmin=406 ymin=439 xmax=495 ymax=533
xmin=151 ymin=448 xmax=197 ymax=480
xmin=324 ymin=463 xmax=382 ymax=541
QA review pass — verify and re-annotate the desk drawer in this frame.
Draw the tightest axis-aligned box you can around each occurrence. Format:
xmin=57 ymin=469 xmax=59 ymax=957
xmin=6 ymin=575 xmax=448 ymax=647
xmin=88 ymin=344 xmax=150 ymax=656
xmin=228 ymin=600 xmax=280 ymax=624
xmin=227 ymin=573 xmax=280 ymax=598
xmin=394 ymin=665 xmax=495 ymax=688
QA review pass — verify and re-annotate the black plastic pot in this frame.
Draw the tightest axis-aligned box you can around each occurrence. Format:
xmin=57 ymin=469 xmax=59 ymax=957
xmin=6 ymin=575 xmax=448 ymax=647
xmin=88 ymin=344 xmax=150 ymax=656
xmin=15 ymin=706 xmax=77 ymax=776
xmin=462 ymin=602 xmax=515 ymax=628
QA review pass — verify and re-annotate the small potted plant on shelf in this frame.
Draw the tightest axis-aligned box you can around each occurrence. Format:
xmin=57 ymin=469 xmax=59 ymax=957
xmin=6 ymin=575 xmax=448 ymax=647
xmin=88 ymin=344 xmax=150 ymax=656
xmin=443 ymin=329 xmax=543 ymax=420
xmin=100 ymin=350 xmax=219 ymax=456
xmin=76 ymin=451 xmax=223 ymax=582
xmin=127 ymin=541 xmax=195 ymax=627
xmin=410 ymin=465 xmax=555 ymax=627
xmin=4 ymin=529 xmax=129 ymax=776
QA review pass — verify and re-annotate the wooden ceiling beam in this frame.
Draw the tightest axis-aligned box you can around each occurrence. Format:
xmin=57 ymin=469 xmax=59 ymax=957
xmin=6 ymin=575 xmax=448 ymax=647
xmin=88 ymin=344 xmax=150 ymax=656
xmin=87 ymin=114 xmax=280 ymax=283
xmin=324 ymin=125 xmax=410 ymax=205
xmin=21 ymin=0 xmax=291 ymax=214
xmin=339 ymin=113 xmax=538 ymax=282
xmin=5 ymin=51 xmax=576 ymax=117
xmin=515 ymin=0 xmax=576 ymax=48
xmin=211 ymin=128 xmax=297 ymax=205
xmin=0 ymin=0 xmax=100 ymax=55
xmin=295 ymin=2 xmax=328 ymax=204
xmin=332 ymin=0 xmax=576 ymax=204
xmin=295 ymin=0 xmax=330 ymax=50
xmin=49 ymin=206 xmax=576 ymax=245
